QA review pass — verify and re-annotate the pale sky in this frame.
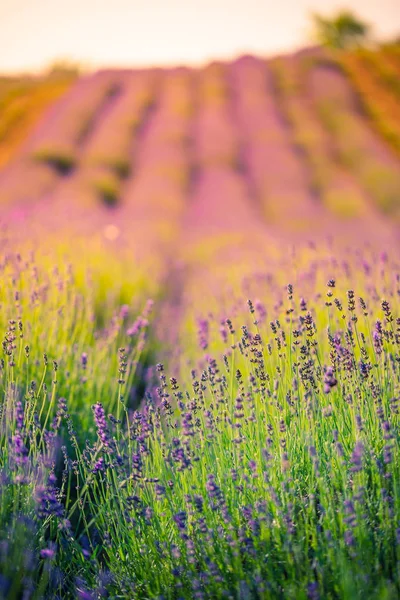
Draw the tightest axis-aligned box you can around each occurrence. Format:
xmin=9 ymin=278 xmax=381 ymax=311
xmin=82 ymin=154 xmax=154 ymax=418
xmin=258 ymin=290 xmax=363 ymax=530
xmin=0 ymin=0 xmax=399 ymax=73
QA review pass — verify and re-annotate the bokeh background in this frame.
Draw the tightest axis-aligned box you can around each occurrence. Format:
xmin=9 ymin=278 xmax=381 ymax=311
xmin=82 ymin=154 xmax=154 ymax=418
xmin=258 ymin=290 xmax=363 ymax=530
xmin=0 ymin=0 xmax=399 ymax=355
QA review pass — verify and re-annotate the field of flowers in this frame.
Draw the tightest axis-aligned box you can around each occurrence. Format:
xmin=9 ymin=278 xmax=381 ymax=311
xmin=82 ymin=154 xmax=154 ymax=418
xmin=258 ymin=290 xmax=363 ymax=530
xmin=0 ymin=46 xmax=400 ymax=599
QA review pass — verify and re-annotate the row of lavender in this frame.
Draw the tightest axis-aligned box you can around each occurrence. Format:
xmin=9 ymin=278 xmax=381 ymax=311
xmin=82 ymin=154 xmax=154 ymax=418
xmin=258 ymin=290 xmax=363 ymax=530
xmin=0 ymin=242 xmax=399 ymax=598
xmin=1 ymin=53 xmax=400 ymax=232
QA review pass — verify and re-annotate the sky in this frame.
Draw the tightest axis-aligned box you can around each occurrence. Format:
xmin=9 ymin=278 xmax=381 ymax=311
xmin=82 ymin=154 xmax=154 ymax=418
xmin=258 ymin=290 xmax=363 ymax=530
xmin=0 ymin=0 xmax=399 ymax=73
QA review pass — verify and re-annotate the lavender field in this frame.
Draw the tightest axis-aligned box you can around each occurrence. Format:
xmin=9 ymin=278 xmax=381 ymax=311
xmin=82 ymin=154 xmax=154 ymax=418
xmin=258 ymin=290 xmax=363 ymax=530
xmin=1 ymin=44 xmax=400 ymax=599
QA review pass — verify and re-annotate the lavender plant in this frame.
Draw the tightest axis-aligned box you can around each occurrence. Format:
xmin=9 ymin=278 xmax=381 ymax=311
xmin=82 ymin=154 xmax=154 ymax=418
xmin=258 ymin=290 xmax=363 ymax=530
xmin=0 ymin=245 xmax=399 ymax=599
xmin=74 ymin=282 xmax=400 ymax=598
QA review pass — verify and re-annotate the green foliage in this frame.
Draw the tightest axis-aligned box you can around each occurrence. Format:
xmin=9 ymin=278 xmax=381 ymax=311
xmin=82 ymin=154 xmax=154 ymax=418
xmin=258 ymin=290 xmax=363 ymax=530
xmin=33 ymin=147 xmax=76 ymax=175
xmin=311 ymin=10 xmax=370 ymax=49
xmin=92 ymin=172 xmax=120 ymax=207
xmin=110 ymin=157 xmax=131 ymax=179
xmin=46 ymin=59 xmax=83 ymax=78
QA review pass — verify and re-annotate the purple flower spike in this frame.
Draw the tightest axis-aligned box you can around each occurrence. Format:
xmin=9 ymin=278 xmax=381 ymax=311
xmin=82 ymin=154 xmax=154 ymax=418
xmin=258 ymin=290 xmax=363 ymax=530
xmin=92 ymin=403 xmax=111 ymax=448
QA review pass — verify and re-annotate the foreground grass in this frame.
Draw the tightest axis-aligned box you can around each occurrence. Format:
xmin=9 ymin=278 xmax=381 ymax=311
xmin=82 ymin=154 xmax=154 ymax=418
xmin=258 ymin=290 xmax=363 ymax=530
xmin=0 ymin=242 xmax=399 ymax=599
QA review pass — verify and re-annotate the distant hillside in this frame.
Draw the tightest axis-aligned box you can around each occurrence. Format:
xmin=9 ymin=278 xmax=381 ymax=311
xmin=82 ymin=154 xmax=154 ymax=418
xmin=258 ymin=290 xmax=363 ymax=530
xmin=1 ymin=45 xmax=399 ymax=247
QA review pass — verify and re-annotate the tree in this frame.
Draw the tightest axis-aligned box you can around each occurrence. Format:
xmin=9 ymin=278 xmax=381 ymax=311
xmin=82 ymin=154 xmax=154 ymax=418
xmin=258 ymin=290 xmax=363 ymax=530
xmin=311 ymin=10 xmax=370 ymax=49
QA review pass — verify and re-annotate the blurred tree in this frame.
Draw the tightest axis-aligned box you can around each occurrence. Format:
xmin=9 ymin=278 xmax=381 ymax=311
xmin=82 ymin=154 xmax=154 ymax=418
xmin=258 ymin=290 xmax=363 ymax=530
xmin=311 ymin=10 xmax=370 ymax=49
xmin=46 ymin=60 xmax=83 ymax=77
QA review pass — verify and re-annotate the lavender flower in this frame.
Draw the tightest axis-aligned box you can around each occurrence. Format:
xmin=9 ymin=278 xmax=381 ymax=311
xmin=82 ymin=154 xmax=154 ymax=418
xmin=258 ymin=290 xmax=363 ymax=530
xmin=350 ymin=441 xmax=364 ymax=473
xmin=323 ymin=366 xmax=337 ymax=393
xmin=81 ymin=352 xmax=88 ymax=369
xmin=40 ymin=543 xmax=57 ymax=560
xmin=92 ymin=403 xmax=111 ymax=448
